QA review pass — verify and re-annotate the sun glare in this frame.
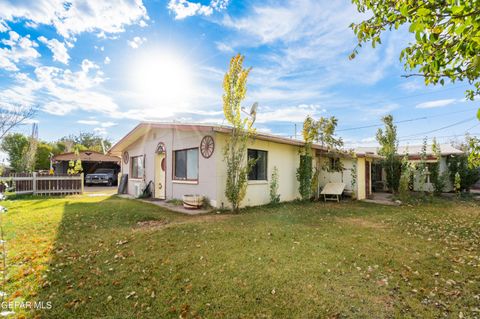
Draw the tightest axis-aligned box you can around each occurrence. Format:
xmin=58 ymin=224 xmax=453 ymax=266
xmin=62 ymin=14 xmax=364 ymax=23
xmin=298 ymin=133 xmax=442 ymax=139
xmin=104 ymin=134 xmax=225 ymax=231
xmin=130 ymin=50 xmax=193 ymax=109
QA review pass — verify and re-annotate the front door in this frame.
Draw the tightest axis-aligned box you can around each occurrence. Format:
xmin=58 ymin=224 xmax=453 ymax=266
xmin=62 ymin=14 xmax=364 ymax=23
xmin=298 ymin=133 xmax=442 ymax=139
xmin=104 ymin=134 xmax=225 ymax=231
xmin=365 ymin=161 xmax=371 ymax=198
xmin=154 ymin=150 xmax=166 ymax=199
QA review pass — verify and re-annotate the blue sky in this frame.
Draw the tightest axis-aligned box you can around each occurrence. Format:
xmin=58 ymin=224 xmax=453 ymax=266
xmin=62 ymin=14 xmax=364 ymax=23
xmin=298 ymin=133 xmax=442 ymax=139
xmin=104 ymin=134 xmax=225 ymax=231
xmin=0 ymin=0 xmax=478 ymax=148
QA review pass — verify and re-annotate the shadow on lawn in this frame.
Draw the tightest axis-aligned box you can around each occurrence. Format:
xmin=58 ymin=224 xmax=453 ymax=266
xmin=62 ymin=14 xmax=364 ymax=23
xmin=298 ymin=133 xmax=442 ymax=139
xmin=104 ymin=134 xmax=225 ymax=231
xmin=32 ymin=195 xmax=182 ymax=319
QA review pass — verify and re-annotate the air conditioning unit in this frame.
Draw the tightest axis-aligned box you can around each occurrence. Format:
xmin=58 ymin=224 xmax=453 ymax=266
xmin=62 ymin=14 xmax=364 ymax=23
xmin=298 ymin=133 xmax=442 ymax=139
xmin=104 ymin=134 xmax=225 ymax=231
xmin=133 ymin=182 xmax=144 ymax=198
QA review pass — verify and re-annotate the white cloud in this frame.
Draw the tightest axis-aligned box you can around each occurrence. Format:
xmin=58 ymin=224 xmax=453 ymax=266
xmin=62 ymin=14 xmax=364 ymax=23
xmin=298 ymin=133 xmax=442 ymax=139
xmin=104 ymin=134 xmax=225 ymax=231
xmin=78 ymin=119 xmax=117 ymax=127
xmin=127 ymin=36 xmax=146 ymax=49
xmin=363 ymin=103 xmax=399 ymax=117
xmin=0 ymin=19 xmax=9 ymax=32
xmin=0 ymin=60 xmax=118 ymax=117
xmin=0 ymin=31 xmax=40 ymax=71
xmin=256 ymin=104 xmax=326 ymax=123
xmin=101 ymin=121 xmax=117 ymax=128
xmin=93 ymin=127 xmax=107 ymax=135
xmin=416 ymin=99 xmax=456 ymax=109
xmin=215 ymin=42 xmax=233 ymax=53
xmin=217 ymin=0 xmax=410 ymax=112
xmin=77 ymin=120 xmax=100 ymax=125
xmin=0 ymin=0 xmax=148 ymax=39
xmin=38 ymin=36 xmax=70 ymax=64
xmin=167 ymin=0 xmax=229 ymax=20
xmin=399 ymin=80 xmax=424 ymax=92
xmin=104 ymin=56 xmax=111 ymax=64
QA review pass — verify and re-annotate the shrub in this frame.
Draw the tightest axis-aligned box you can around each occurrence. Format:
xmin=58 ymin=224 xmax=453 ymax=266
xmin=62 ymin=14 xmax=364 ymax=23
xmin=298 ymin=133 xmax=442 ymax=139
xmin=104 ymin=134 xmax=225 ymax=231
xmin=447 ymin=154 xmax=479 ymax=191
xmin=297 ymin=154 xmax=313 ymax=201
xmin=399 ymin=157 xmax=413 ymax=201
xmin=269 ymin=166 xmax=280 ymax=204
xmin=430 ymin=164 xmax=447 ymax=195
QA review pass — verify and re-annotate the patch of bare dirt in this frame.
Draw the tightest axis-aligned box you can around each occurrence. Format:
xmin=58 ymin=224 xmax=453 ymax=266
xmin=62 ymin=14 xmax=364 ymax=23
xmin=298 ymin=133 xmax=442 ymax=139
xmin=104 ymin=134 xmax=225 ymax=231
xmin=187 ymin=214 xmax=232 ymax=223
xmin=134 ymin=214 xmax=233 ymax=232
xmin=135 ymin=219 xmax=169 ymax=231
xmin=336 ymin=217 xmax=387 ymax=229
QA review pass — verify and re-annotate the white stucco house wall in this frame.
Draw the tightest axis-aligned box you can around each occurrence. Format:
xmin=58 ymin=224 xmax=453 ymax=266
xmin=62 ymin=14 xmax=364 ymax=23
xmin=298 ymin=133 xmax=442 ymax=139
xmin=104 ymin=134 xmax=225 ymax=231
xmin=109 ymin=122 xmax=377 ymax=208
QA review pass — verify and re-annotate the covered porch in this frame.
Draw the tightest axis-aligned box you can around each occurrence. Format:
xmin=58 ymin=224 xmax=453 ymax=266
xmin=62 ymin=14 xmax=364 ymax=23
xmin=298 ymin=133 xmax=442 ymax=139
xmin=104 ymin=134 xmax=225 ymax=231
xmin=314 ymin=150 xmax=380 ymax=200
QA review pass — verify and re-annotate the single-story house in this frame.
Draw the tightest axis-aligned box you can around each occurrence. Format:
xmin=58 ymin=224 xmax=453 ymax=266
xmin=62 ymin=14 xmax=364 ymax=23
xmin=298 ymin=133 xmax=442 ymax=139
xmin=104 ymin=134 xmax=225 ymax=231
xmin=356 ymin=144 xmax=464 ymax=192
xmin=53 ymin=151 xmax=121 ymax=176
xmin=109 ymin=122 xmax=378 ymax=208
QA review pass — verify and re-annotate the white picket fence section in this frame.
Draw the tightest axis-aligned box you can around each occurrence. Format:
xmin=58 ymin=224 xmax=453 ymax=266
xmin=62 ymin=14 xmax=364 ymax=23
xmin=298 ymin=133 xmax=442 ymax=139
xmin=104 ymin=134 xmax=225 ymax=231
xmin=0 ymin=173 xmax=84 ymax=195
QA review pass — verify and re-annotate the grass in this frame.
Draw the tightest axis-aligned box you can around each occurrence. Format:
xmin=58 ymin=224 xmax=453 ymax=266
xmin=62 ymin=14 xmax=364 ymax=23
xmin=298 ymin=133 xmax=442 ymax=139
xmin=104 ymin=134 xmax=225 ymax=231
xmin=2 ymin=194 xmax=480 ymax=318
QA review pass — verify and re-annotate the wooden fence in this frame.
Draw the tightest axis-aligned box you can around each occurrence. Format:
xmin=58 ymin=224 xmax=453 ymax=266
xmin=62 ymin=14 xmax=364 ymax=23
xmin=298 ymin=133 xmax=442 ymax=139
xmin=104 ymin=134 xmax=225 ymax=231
xmin=0 ymin=173 xmax=84 ymax=195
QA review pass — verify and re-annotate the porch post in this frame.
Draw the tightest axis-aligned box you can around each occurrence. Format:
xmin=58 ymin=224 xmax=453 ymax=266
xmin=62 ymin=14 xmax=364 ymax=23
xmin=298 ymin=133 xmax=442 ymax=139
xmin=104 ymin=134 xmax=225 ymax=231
xmin=80 ymin=173 xmax=84 ymax=194
xmin=32 ymin=172 xmax=37 ymax=195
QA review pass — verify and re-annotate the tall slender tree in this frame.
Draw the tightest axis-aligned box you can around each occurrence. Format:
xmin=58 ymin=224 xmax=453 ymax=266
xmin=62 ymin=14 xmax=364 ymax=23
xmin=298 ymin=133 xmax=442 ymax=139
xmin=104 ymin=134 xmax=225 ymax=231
xmin=376 ymin=115 xmax=401 ymax=192
xmin=222 ymin=54 xmax=256 ymax=212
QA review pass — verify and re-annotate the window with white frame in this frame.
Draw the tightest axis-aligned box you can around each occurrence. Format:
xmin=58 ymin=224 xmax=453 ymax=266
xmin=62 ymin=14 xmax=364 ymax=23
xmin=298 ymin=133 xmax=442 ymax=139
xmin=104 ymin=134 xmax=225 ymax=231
xmin=174 ymin=148 xmax=199 ymax=180
xmin=131 ymin=156 xmax=144 ymax=179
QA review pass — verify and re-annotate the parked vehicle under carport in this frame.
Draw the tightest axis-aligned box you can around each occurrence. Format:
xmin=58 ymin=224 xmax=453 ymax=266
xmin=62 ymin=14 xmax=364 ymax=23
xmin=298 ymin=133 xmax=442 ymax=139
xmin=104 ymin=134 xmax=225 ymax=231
xmin=53 ymin=151 xmax=120 ymax=177
xmin=85 ymin=168 xmax=118 ymax=186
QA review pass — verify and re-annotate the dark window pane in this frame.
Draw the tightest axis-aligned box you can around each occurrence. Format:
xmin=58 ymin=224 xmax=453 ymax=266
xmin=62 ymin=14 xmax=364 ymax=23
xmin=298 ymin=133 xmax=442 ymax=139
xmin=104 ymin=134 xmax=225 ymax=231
xmin=175 ymin=150 xmax=187 ymax=179
xmin=248 ymin=149 xmax=268 ymax=180
xmin=257 ymin=151 xmax=267 ymax=180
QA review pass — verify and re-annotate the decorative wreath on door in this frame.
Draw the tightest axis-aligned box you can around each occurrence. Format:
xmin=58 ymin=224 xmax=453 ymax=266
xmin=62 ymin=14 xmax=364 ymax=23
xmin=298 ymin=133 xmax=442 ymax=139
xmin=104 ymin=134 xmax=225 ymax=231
xmin=200 ymin=135 xmax=215 ymax=159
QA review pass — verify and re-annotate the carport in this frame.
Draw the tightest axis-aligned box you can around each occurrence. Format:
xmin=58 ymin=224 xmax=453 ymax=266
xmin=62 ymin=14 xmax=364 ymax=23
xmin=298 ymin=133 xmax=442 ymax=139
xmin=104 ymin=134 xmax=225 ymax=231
xmin=53 ymin=151 xmax=120 ymax=175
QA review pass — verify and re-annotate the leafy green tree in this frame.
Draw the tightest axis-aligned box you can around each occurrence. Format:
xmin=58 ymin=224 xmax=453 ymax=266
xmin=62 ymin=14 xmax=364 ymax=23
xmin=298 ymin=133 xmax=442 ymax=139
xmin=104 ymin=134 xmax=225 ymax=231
xmin=59 ymin=132 xmax=111 ymax=153
xmin=350 ymin=0 xmax=480 ymax=103
xmin=222 ymin=54 xmax=256 ymax=212
xmin=51 ymin=141 xmax=68 ymax=154
xmin=416 ymin=138 xmax=428 ymax=193
xmin=316 ymin=116 xmax=344 ymax=151
xmin=35 ymin=142 xmax=54 ymax=170
xmin=0 ymin=133 xmax=29 ymax=172
xmin=467 ymin=136 xmax=480 ymax=168
xmin=447 ymin=153 xmax=479 ymax=191
xmin=430 ymin=138 xmax=446 ymax=195
xmin=24 ymin=136 xmax=38 ymax=172
xmin=399 ymin=153 xmax=413 ymax=201
xmin=315 ymin=117 xmax=345 ymax=172
xmin=297 ymin=116 xmax=316 ymax=200
xmin=376 ymin=115 xmax=402 ymax=192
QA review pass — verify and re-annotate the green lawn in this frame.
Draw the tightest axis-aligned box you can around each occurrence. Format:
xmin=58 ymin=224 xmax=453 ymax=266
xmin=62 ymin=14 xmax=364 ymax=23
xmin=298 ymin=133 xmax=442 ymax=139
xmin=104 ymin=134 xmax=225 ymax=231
xmin=2 ymin=194 xmax=480 ymax=318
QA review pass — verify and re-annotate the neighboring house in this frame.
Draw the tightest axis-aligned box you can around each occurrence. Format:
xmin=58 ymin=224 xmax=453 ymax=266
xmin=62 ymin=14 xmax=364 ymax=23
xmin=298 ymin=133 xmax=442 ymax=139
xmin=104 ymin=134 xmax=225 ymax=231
xmin=356 ymin=144 xmax=464 ymax=192
xmin=109 ymin=122 xmax=377 ymax=208
xmin=53 ymin=151 xmax=121 ymax=175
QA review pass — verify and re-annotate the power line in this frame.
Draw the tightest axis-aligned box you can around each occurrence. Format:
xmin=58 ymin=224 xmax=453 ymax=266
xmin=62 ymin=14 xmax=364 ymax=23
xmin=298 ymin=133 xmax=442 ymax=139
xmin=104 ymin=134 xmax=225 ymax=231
xmin=399 ymin=117 xmax=476 ymax=139
xmin=337 ymin=108 xmax=475 ymax=132
xmin=399 ymin=131 xmax=480 ymax=142
xmin=337 ymin=116 xmax=427 ymax=132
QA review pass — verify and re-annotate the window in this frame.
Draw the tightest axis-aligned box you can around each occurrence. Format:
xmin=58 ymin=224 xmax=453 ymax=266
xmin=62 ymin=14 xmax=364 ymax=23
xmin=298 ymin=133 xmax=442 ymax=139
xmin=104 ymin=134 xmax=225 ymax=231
xmin=131 ymin=156 xmax=144 ymax=179
xmin=174 ymin=148 xmax=199 ymax=180
xmin=329 ymin=157 xmax=342 ymax=171
xmin=248 ymin=149 xmax=268 ymax=181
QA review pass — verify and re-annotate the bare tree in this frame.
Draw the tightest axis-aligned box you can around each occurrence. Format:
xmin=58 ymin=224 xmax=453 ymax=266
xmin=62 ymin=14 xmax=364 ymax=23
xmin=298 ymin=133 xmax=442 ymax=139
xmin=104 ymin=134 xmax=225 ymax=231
xmin=0 ymin=103 xmax=36 ymax=140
